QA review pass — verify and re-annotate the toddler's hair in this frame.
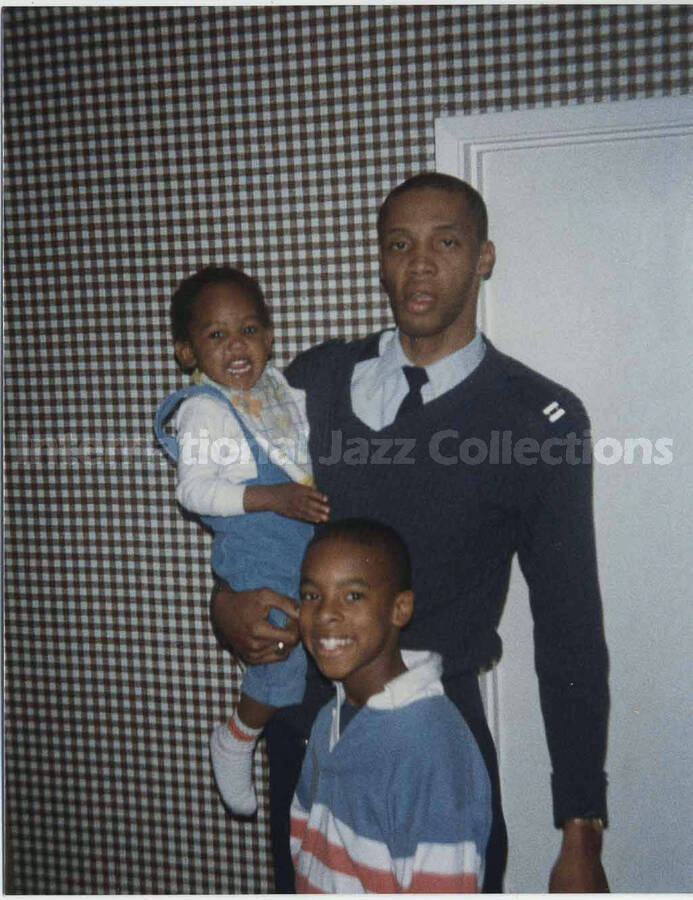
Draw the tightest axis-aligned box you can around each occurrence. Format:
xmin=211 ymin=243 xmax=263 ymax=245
xmin=307 ymin=518 xmax=412 ymax=592
xmin=170 ymin=264 xmax=271 ymax=343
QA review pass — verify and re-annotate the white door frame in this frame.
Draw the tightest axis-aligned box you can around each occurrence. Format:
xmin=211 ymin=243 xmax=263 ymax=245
xmin=435 ymin=92 xmax=693 ymax=751
xmin=434 ymin=95 xmax=693 ymax=892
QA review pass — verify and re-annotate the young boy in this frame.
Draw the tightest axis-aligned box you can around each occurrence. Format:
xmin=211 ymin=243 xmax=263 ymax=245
xmin=154 ymin=265 xmax=329 ymax=815
xmin=290 ymin=518 xmax=491 ymax=893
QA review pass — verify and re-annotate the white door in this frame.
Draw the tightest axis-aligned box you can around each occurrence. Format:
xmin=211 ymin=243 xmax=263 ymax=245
xmin=436 ymin=97 xmax=693 ymax=893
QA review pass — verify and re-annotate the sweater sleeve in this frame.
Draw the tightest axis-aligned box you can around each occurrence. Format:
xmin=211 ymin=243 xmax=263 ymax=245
xmin=517 ymin=400 xmax=610 ymax=826
xmin=284 ymin=339 xmax=347 ymax=391
xmin=399 ymin=838 xmax=484 ymax=893
xmin=173 ymin=395 xmax=254 ymax=517
xmin=290 ymin=792 xmax=310 ymax=878
xmin=391 ymin=703 xmax=491 ymax=893
xmin=290 ymin=718 xmax=324 ymax=894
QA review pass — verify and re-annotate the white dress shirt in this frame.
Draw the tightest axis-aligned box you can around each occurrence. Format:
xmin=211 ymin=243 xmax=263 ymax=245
xmin=350 ymin=329 xmax=486 ymax=430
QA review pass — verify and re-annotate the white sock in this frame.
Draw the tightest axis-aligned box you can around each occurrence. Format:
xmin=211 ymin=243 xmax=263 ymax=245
xmin=209 ymin=710 xmax=262 ymax=816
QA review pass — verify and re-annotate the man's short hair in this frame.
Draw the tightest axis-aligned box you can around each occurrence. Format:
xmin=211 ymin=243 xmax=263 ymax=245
xmin=170 ymin=264 xmax=271 ymax=343
xmin=306 ymin=517 xmax=413 ymax=592
xmin=377 ymin=172 xmax=488 ymax=244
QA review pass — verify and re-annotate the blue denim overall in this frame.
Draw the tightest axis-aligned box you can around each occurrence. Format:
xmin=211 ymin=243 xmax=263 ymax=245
xmin=155 ymin=383 xmax=310 ymax=707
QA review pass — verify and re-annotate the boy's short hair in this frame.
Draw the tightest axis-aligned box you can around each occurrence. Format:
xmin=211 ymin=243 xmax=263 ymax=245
xmin=307 ymin=518 xmax=412 ymax=592
xmin=377 ymin=172 xmax=489 ymax=244
xmin=170 ymin=264 xmax=271 ymax=343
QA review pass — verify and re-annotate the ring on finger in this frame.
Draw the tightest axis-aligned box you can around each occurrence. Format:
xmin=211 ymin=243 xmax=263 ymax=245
xmin=277 ymin=640 xmax=285 ymax=652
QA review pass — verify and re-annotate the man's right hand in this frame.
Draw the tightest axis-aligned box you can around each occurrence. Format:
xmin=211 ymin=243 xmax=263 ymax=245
xmin=210 ymin=580 xmax=300 ymax=665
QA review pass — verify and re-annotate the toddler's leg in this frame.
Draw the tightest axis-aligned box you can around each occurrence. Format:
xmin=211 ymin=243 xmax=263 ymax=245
xmin=210 ymin=695 xmax=276 ymax=816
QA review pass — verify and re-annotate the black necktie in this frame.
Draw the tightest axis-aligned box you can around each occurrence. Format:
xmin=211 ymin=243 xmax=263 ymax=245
xmin=395 ymin=365 xmax=428 ymax=421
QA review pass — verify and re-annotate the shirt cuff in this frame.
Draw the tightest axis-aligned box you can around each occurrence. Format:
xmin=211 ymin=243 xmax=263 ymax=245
xmin=551 ymin=771 xmax=608 ymax=828
xmin=175 ymin=479 xmax=247 ymax=518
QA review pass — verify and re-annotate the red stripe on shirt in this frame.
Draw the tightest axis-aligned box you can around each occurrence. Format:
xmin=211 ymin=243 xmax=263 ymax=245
xmin=290 ymin=812 xmax=308 ymax=845
xmin=409 ymin=870 xmax=479 ymax=893
xmin=297 ymin=824 xmax=399 ymax=892
xmin=294 ymin=872 xmax=326 ymax=893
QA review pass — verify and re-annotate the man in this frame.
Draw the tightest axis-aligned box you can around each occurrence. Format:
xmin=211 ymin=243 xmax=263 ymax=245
xmin=211 ymin=173 xmax=610 ymax=892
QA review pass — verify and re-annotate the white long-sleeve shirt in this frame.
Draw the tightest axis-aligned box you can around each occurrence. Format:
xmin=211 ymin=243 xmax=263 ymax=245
xmin=174 ymin=366 xmax=312 ymax=518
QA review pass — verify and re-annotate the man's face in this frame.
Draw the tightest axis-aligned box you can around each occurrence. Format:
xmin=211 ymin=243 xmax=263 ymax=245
xmin=299 ymin=537 xmax=413 ymax=706
xmin=379 ymin=188 xmax=495 ymax=354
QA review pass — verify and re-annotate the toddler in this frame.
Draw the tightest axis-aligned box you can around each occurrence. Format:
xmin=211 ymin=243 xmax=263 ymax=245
xmin=155 ymin=265 xmax=329 ymax=815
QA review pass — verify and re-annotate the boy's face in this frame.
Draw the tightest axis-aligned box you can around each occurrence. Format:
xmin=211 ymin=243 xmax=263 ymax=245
xmin=174 ymin=282 xmax=273 ymax=391
xmin=299 ymin=537 xmax=413 ymax=706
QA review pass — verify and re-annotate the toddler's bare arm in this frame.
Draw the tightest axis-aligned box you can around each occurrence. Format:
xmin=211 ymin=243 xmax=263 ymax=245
xmin=244 ymin=482 xmax=329 ymax=523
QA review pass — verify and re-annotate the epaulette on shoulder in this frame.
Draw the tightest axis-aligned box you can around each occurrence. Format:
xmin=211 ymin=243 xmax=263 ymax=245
xmin=496 ymin=350 xmax=590 ymax=436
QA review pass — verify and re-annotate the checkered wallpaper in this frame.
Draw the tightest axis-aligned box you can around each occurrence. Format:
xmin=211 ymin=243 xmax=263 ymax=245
xmin=3 ymin=5 xmax=690 ymax=894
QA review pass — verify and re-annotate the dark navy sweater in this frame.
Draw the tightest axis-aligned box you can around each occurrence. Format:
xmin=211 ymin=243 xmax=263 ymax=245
xmin=286 ymin=333 xmax=609 ymax=826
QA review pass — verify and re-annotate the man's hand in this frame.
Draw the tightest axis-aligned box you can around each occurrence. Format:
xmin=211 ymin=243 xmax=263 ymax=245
xmin=244 ymin=482 xmax=330 ymax=523
xmin=210 ymin=580 xmax=300 ymax=665
xmin=549 ymin=820 xmax=609 ymax=892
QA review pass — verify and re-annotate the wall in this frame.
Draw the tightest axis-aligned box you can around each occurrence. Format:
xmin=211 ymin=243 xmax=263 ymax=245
xmin=3 ymin=5 xmax=690 ymax=893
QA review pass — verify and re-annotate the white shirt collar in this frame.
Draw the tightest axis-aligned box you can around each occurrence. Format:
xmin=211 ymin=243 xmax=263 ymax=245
xmin=379 ymin=328 xmax=486 ymax=400
xmin=350 ymin=328 xmax=487 ymax=431
xmin=329 ymin=650 xmax=445 ymax=750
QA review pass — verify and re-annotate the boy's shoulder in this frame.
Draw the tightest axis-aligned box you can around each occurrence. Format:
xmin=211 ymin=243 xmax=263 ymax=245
xmin=388 ymin=693 xmax=477 ymax=753
xmin=310 ymin=693 xmax=476 ymax=766
xmin=386 ymin=696 xmax=491 ymax=805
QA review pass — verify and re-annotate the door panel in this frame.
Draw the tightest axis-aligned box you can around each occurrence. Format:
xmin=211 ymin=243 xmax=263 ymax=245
xmin=436 ymin=97 xmax=693 ymax=892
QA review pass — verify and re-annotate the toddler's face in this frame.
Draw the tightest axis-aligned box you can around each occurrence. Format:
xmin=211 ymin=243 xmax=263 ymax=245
xmin=176 ymin=282 xmax=272 ymax=391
